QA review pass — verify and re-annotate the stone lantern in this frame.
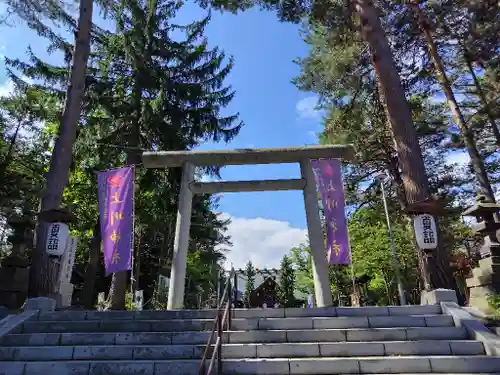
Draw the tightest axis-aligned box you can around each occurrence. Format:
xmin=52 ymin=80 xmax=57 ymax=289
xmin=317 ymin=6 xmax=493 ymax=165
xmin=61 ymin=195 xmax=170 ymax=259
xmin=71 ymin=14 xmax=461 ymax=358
xmin=4 ymin=216 xmax=33 ymax=265
xmin=0 ymin=216 xmax=33 ymax=309
xmin=462 ymin=195 xmax=500 ymax=313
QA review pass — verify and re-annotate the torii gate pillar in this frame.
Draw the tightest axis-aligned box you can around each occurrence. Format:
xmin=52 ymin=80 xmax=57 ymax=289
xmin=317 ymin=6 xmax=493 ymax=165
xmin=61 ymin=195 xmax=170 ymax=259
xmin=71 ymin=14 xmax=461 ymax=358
xmin=167 ymin=162 xmax=195 ymax=310
xmin=300 ymin=159 xmax=333 ymax=307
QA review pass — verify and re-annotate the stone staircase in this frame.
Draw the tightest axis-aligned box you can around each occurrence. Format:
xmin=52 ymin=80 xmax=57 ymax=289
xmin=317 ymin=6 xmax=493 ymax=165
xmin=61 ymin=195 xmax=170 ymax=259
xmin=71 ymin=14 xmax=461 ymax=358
xmin=1 ymin=304 xmax=500 ymax=374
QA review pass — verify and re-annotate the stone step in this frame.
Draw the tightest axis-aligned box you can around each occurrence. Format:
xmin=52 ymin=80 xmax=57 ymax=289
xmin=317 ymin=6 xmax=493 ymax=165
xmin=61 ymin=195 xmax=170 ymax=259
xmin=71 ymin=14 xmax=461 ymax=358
xmin=0 ymin=341 xmax=485 ymax=361
xmin=221 ymin=340 xmax=485 ymax=358
xmin=17 ymin=314 xmax=454 ymax=334
xmin=0 ymin=327 xmax=468 ymax=346
xmin=2 ymin=356 xmax=499 ymax=375
xmin=246 ymin=315 xmax=453 ymax=330
xmin=30 ymin=305 xmax=442 ymax=322
xmin=224 ymin=327 xmax=469 ymax=343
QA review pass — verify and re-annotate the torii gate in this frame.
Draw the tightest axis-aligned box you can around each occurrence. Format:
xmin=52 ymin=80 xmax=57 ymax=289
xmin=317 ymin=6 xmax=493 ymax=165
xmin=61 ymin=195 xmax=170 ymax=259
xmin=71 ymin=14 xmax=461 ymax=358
xmin=142 ymin=145 xmax=355 ymax=309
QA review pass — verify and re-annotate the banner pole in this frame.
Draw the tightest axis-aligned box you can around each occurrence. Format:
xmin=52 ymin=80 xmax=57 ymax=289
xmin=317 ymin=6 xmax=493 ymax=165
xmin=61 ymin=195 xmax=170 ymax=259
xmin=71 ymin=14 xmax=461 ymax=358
xmin=349 ymin=255 xmax=356 ymax=305
xmin=130 ymin=165 xmax=136 ymax=308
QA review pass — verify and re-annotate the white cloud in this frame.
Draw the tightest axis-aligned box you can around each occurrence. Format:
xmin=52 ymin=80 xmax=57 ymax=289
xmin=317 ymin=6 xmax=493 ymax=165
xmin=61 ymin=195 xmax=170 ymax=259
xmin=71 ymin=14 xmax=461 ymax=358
xmin=0 ymin=79 xmax=14 ymax=97
xmin=219 ymin=214 xmax=307 ymax=271
xmin=445 ymin=150 xmax=469 ymax=167
xmin=307 ymin=130 xmax=318 ymax=142
xmin=429 ymin=93 xmax=446 ymax=104
xmin=296 ymin=96 xmax=321 ymax=120
xmin=0 ymin=75 xmax=34 ymax=98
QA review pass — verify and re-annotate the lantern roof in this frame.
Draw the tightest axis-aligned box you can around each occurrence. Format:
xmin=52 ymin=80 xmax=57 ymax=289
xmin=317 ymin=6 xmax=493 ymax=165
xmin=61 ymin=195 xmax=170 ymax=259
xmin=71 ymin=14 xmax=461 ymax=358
xmin=404 ymin=198 xmax=446 ymax=215
xmin=37 ymin=208 xmax=76 ymax=223
xmin=462 ymin=195 xmax=500 ymax=217
xmin=7 ymin=216 xmax=34 ymax=227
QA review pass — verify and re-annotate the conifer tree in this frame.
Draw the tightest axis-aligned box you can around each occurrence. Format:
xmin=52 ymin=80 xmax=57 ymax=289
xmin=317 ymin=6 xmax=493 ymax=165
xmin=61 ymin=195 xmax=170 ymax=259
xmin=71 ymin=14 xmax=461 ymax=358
xmin=408 ymin=1 xmax=495 ymax=202
xmin=243 ymin=261 xmax=256 ymax=308
xmin=93 ymin=0 xmax=241 ymax=309
xmin=278 ymin=255 xmax=296 ymax=307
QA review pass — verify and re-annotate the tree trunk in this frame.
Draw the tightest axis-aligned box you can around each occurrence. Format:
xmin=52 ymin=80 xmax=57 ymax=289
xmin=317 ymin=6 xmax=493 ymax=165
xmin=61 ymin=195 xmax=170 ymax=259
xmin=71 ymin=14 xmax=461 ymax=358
xmin=432 ymin=221 xmax=454 ymax=288
xmin=29 ymin=0 xmax=93 ymax=297
xmin=386 ymin=156 xmax=407 ymax=211
xmin=354 ymin=0 xmax=430 ymax=205
xmin=463 ymin=50 xmax=500 ymax=149
xmin=373 ymin=46 xmax=437 ymax=290
xmin=107 ymin=270 xmax=128 ymax=310
xmin=410 ymin=2 xmax=495 ymax=202
xmin=387 ymin=164 xmax=432 ymax=289
xmin=82 ymin=219 xmax=101 ymax=309
xmin=353 ymin=0 xmax=453 ymax=290
xmin=388 ymin=162 xmax=454 ymax=289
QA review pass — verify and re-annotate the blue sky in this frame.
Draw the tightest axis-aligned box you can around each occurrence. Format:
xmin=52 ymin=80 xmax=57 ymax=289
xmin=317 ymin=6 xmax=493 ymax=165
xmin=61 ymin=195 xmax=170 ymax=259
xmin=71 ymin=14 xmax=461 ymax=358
xmin=176 ymin=6 xmax=322 ymax=229
xmin=0 ymin=2 xmax=472 ymax=269
xmin=0 ymin=2 xmax=326 ymax=268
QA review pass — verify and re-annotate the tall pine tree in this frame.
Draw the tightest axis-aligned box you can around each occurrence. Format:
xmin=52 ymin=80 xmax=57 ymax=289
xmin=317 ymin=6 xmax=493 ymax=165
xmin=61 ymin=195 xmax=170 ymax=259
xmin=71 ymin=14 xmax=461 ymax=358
xmin=278 ymin=255 xmax=296 ymax=307
xmin=93 ymin=0 xmax=241 ymax=309
xmin=243 ymin=261 xmax=256 ymax=308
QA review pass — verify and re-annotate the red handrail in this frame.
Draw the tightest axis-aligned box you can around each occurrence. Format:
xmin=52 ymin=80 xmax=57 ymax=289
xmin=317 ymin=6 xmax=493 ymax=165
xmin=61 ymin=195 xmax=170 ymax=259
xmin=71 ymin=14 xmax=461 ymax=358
xmin=199 ymin=268 xmax=234 ymax=375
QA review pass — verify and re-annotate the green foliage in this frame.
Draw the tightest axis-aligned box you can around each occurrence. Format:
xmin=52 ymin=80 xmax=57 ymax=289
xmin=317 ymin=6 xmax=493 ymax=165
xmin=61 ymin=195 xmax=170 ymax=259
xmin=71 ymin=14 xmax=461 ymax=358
xmin=348 ymin=206 xmax=419 ymax=305
xmin=487 ymin=294 xmax=500 ymax=318
xmin=0 ymin=87 xmax=51 ymax=218
xmin=329 ymin=265 xmax=351 ymax=306
xmin=243 ymin=261 xmax=256 ymax=308
xmin=289 ymin=206 xmax=424 ymax=306
xmin=289 ymin=244 xmax=314 ymax=297
xmin=278 ymin=255 xmax=296 ymax=307
xmin=289 ymin=244 xmax=351 ymax=306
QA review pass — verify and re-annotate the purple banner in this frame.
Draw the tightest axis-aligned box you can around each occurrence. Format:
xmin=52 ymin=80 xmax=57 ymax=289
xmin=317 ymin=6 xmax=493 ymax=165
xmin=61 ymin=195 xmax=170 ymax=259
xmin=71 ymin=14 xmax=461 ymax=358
xmin=311 ymin=159 xmax=350 ymax=265
xmin=97 ymin=166 xmax=134 ymax=275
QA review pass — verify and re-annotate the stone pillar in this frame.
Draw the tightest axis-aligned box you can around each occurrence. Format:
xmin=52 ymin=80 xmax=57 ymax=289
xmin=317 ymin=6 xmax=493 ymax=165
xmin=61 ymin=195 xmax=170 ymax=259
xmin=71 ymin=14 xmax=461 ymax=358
xmin=300 ymin=159 xmax=333 ymax=307
xmin=167 ymin=162 xmax=195 ymax=309
xmin=0 ymin=217 xmax=31 ymax=309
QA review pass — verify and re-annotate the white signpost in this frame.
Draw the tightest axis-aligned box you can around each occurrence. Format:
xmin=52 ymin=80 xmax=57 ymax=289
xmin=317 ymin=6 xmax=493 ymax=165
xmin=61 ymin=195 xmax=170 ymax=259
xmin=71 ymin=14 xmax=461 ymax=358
xmin=57 ymin=236 xmax=78 ymax=307
xmin=307 ymin=294 xmax=314 ymax=308
xmin=134 ymin=290 xmax=144 ymax=311
xmin=98 ymin=292 xmax=106 ymax=310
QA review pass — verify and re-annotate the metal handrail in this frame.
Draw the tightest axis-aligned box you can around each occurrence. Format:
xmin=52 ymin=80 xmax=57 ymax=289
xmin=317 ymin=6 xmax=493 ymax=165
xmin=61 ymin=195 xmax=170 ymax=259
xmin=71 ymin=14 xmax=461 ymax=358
xmin=199 ymin=268 xmax=234 ymax=375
